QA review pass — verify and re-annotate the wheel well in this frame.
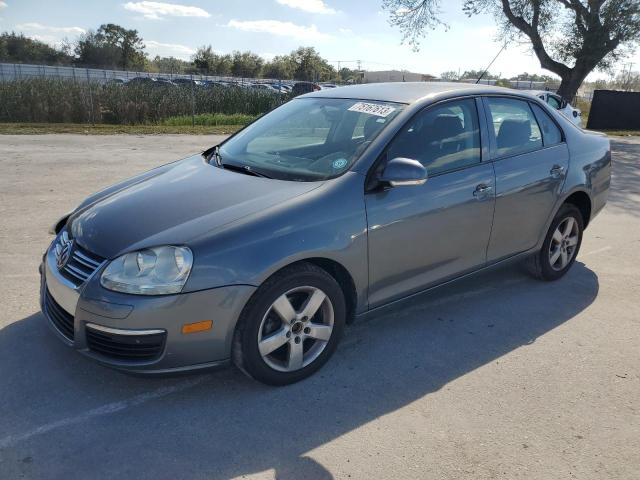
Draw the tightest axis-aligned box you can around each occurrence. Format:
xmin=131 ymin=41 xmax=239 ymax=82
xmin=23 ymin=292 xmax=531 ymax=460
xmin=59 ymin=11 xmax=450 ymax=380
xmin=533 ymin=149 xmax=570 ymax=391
xmin=302 ymin=258 xmax=358 ymax=323
xmin=564 ymin=191 xmax=592 ymax=228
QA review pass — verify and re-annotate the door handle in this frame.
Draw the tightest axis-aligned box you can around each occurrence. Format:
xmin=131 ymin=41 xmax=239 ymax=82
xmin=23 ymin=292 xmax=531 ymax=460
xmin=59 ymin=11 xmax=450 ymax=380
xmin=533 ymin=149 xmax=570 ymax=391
xmin=550 ymin=165 xmax=565 ymax=178
xmin=473 ymin=184 xmax=493 ymax=198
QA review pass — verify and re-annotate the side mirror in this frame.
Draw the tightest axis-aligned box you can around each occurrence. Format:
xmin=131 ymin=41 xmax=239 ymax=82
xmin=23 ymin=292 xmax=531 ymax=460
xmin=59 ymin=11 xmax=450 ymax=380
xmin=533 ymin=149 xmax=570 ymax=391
xmin=379 ymin=157 xmax=427 ymax=187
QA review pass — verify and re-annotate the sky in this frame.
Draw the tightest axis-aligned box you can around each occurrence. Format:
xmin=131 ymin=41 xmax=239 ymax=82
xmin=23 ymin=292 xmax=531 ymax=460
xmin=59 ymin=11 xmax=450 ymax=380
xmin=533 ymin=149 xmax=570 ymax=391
xmin=0 ymin=0 xmax=637 ymax=80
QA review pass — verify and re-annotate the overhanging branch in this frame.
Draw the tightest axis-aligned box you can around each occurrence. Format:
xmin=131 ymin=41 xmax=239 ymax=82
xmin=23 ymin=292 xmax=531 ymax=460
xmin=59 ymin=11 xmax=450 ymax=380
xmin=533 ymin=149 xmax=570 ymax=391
xmin=501 ymin=0 xmax=571 ymax=77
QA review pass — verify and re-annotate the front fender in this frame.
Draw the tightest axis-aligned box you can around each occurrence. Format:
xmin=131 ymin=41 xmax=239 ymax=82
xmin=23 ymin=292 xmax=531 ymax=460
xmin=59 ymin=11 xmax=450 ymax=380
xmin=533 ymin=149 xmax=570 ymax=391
xmin=184 ymin=172 xmax=370 ymax=313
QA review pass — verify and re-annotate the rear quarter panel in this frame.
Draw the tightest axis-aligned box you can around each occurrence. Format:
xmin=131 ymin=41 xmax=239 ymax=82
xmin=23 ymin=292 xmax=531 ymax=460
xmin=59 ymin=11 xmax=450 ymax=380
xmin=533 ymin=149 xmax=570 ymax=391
xmin=563 ymin=124 xmax=611 ymax=222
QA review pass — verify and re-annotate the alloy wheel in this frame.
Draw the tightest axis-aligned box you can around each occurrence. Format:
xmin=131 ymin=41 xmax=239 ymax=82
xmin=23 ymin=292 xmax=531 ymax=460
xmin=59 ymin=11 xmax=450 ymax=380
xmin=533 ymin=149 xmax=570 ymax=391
xmin=548 ymin=216 xmax=579 ymax=271
xmin=257 ymin=286 xmax=334 ymax=372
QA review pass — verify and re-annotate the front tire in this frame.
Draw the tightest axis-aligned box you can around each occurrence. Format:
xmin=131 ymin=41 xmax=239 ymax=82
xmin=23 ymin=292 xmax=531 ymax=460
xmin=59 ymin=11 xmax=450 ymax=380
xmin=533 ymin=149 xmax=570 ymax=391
xmin=526 ymin=204 xmax=584 ymax=281
xmin=233 ymin=263 xmax=346 ymax=386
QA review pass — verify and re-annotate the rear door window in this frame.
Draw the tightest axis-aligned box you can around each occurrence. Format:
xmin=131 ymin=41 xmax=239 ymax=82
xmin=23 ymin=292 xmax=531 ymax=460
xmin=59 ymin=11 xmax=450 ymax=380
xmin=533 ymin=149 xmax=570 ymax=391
xmin=486 ymin=97 xmax=542 ymax=158
xmin=530 ymin=104 xmax=563 ymax=146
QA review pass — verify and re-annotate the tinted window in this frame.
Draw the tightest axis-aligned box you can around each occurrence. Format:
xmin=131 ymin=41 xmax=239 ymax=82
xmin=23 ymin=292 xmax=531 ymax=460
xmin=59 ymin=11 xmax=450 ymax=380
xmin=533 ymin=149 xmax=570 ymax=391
xmin=387 ymin=98 xmax=481 ymax=176
xmin=546 ymin=95 xmax=561 ymax=109
xmin=486 ymin=97 xmax=542 ymax=157
xmin=530 ymin=103 xmax=563 ymax=146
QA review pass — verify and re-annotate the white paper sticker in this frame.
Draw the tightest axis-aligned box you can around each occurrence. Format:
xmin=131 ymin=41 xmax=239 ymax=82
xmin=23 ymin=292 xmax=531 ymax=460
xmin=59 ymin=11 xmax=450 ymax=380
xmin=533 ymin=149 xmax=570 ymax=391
xmin=348 ymin=102 xmax=396 ymax=118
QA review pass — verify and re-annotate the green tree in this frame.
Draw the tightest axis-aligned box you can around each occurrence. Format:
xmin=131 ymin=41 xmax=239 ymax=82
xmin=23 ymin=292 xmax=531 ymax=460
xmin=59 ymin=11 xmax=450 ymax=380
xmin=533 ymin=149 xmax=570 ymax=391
xmin=512 ymin=71 xmax=556 ymax=82
xmin=338 ymin=67 xmax=359 ymax=82
xmin=214 ymin=54 xmax=233 ymax=75
xmin=263 ymin=55 xmax=294 ymax=79
xmin=231 ymin=51 xmax=264 ymax=78
xmin=75 ymin=24 xmax=145 ymax=69
xmin=0 ymin=32 xmax=72 ymax=64
xmin=289 ymin=46 xmax=335 ymax=81
xmin=192 ymin=45 xmax=216 ymax=72
xmin=149 ymin=55 xmax=190 ymax=74
xmin=461 ymin=69 xmax=498 ymax=80
xmin=440 ymin=70 xmax=460 ymax=81
xmin=382 ymin=0 xmax=640 ymax=100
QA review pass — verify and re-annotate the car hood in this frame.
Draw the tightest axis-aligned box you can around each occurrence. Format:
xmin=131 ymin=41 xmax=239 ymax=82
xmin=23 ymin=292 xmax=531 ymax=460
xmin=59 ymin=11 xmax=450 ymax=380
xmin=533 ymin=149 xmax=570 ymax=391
xmin=69 ymin=155 xmax=322 ymax=258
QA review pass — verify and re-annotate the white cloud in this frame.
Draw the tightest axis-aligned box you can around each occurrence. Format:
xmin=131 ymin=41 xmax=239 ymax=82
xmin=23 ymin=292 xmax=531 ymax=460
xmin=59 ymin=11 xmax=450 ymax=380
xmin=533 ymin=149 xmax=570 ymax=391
xmin=0 ymin=1 xmax=7 ymax=10
xmin=276 ymin=0 xmax=335 ymax=14
xmin=123 ymin=1 xmax=210 ymax=20
xmin=226 ymin=19 xmax=332 ymax=41
xmin=15 ymin=22 xmax=86 ymax=36
xmin=145 ymin=40 xmax=195 ymax=59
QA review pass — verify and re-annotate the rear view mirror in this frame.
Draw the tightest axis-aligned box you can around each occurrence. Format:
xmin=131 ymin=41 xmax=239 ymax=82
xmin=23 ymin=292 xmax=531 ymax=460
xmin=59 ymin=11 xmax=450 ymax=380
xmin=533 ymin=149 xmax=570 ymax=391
xmin=380 ymin=157 xmax=427 ymax=187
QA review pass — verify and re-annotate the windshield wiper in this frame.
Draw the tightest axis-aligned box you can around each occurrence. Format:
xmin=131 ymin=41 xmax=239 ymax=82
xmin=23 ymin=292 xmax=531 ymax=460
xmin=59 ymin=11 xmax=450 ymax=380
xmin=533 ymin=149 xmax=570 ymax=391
xmin=220 ymin=162 xmax=272 ymax=179
xmin=210 ymin=146 xmax=272 ymax=178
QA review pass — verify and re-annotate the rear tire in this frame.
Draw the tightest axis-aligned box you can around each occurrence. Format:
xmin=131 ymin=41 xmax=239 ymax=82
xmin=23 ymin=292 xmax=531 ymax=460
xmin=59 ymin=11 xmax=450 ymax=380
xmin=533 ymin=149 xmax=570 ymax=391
xmin=526 ymin=204 xmax=584 ymax=281
xmin=233 ymin=262 xmax=346 ymax=386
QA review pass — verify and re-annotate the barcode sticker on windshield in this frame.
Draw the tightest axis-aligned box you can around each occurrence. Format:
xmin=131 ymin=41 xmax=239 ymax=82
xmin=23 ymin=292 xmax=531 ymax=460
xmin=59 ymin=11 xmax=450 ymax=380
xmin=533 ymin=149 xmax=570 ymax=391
xmin=348 ymin=102 xmax=396 ymax=117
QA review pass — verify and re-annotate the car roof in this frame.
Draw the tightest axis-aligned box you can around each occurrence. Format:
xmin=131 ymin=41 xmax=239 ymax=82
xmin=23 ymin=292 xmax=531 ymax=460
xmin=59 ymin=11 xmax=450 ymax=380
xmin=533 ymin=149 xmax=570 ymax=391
xmin=524 ymin=90 xmax=556 ymax=96
xmin=301 ymin=81 xmax=519 ymax=104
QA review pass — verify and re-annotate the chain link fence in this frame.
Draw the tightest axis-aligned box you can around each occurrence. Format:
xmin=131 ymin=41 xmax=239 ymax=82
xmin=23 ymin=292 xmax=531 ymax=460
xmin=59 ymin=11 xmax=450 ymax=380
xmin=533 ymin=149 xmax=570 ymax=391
xmin=0 ymin=62 xmax=297 ymax=126
xmin=0 ymin=62 xmax=288 ymax=86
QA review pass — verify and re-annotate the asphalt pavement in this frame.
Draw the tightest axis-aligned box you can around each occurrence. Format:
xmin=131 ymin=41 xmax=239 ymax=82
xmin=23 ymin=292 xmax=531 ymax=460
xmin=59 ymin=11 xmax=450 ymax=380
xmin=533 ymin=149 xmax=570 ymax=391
xmin=0 ymin=134 xmax=638 ymax=479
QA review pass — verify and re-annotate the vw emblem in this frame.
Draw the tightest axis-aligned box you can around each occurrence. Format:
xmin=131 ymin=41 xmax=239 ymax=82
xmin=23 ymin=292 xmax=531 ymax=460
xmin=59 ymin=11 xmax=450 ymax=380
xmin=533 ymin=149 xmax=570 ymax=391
xmin=55 ymin=232 xmax=73 ymax=271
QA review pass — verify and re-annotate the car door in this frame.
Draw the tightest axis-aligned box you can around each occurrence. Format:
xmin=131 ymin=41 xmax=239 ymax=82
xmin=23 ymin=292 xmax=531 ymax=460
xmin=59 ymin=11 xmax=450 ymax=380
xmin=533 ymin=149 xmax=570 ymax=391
xmin=365 ymin=97 xmax=496 ymax=307
xmin=483 ymin=96 xmax=569 ymax=262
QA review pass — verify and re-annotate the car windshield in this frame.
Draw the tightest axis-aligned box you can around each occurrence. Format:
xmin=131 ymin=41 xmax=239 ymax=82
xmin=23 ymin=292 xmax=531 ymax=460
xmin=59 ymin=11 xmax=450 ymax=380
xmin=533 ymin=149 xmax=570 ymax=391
xmin=217 ymin=98 xmax=404 ymax=181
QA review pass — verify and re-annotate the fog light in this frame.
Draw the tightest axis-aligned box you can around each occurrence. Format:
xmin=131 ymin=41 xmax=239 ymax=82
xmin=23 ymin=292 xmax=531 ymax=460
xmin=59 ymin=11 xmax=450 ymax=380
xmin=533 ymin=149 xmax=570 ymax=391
xmin=181 ymin=320 xmax=213 ymax=334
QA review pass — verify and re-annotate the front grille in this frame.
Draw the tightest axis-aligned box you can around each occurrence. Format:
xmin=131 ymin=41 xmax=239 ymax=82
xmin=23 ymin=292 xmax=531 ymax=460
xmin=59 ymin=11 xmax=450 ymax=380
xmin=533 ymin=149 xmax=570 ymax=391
xmin=59 ymin=244 xmax=105 ymax=287
xmin=86 ymin=326 xmax=166 ymax=362
xmin=44 ymin=288 xmax=74 ymax=341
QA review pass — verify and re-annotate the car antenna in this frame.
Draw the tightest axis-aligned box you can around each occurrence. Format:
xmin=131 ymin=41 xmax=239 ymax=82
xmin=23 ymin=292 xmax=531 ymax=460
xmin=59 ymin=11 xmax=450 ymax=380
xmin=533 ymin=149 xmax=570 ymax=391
xmin=476 ymin=43 xmax=507 ymax=84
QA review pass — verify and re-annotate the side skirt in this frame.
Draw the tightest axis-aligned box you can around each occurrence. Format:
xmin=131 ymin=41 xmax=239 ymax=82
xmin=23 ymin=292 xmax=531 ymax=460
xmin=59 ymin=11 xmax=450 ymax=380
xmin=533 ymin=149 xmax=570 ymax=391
xmin=355 ymin=247 xmax=538 ymax=321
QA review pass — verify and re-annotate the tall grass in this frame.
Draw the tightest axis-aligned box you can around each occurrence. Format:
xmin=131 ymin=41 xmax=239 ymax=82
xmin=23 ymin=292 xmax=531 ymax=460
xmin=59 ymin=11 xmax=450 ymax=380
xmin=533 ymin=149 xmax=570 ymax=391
xmin=0 ymin=78 xmax=282 ymax=124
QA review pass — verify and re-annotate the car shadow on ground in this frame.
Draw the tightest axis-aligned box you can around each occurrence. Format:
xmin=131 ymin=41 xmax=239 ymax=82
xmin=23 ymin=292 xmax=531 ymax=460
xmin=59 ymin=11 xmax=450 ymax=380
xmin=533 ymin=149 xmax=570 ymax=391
xmin=0 ymin=262 xmax=599 ymax=479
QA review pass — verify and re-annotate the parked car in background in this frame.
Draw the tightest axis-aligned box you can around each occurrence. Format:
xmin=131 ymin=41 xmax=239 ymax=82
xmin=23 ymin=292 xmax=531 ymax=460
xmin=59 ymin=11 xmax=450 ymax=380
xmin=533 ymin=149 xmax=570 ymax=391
xmin=251 ymin=83 xmax=279 ymax=93
xmin=527 ymin=90 xmax=582 ymax=126
xmin=291 ymin=81 xmax=321 ymax=96
xmin=105 ymin=77 xmax=127 ymax=86
xmin=41 ymin=82 xmax=610 ymax=386
xmin=126 ymin=77 xmax=176 ymax=88
xmin=205 ymin=80 xmax=231 ymax=88
xmin=265 ymin=83 xmax=289 ymax=94
xmin=172 ymin=78 xmax=205 ymax=87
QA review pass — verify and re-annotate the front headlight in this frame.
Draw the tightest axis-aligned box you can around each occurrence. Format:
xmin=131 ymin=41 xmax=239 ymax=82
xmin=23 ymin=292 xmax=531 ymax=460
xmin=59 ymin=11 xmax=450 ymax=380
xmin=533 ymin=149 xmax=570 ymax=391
xmin=100 ymin=246 xmax=193 ymax=295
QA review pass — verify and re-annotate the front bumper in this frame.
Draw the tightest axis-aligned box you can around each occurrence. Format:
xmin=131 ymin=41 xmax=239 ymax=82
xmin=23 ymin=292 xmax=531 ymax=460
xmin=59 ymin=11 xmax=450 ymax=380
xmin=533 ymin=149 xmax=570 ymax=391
xmin=40 ymin=244 xmax=256 ymax=374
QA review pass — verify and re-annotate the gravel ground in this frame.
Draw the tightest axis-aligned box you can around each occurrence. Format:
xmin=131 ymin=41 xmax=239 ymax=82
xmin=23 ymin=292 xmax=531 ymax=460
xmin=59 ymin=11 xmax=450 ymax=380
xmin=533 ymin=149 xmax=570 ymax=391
xmin=0 ymin=134 xmax=638 ymax=480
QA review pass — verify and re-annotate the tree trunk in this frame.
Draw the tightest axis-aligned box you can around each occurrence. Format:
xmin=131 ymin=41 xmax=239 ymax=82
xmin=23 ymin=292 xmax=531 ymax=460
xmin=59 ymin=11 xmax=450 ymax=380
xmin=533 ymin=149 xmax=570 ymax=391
xmin=556 ymin=68 xmax=590 ymax=102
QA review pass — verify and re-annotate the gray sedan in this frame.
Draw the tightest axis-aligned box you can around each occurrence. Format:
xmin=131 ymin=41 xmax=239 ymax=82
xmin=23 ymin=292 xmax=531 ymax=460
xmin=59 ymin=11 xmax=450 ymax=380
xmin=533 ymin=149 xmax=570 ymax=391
xmin=41 ymin=82 xmax=611 ymax=385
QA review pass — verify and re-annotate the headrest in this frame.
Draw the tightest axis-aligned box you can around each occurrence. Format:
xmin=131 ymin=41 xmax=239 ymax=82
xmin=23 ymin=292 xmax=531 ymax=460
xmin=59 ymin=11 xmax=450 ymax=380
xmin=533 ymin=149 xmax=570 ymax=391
xmin=497 ymin=119 xmax=531 ymax=149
